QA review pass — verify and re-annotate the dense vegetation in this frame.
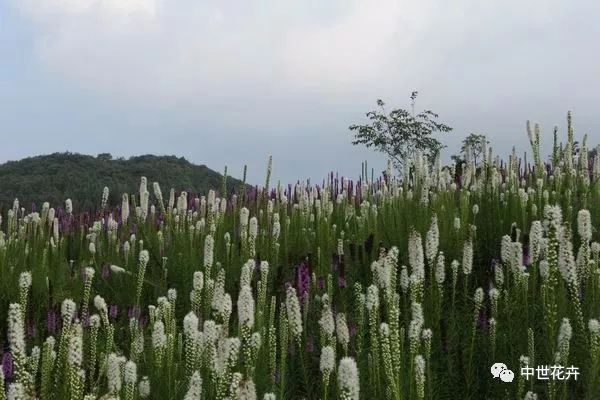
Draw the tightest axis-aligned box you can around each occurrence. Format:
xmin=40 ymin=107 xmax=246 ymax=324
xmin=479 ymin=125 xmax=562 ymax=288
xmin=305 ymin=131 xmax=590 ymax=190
xmin=0 ymin=153 xmax=242 ymax=211
xmin=0 ymin=118 xmax=599 ymax=399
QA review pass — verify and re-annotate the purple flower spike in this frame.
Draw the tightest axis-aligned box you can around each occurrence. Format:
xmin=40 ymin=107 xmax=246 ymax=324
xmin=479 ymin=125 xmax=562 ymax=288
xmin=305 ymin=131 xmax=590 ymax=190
xmin=2 ymin=352 xmax=13 ymax=380
xmin=317 ymin=277 xmax=325 ymax=290
xmin=128 ymin=306 xmax=140 ymax=319
xmin=305 ymin=336 xmax=314 ymax=353
xmin=47 ymin=309 xmax=57 ymax=335
xmin=296 ymin=262 xmax=310 ymax=304
xmin=102 ymin=264 xmax=110 ymax=279
xmin=27 ymin=321 xmax=36 ymax=339
xmin=349 ymin=323 xmax=357 ymax=338
xmin=109 ymin=305 xmax=118 ymax=319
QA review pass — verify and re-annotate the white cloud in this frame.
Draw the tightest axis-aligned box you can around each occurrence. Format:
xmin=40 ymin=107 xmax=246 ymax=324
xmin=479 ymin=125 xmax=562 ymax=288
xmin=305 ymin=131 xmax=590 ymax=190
xmin=10 ymin=0 xmax=599 ymax=115
xmin=279 ymin=0 xmax=425 ymax=89
xmin=11 ymin=0 xmax=424 ymax=106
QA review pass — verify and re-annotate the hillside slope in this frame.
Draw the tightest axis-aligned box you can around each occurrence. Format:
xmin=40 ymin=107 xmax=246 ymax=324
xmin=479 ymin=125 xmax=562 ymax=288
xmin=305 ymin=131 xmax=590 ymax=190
xmin=0 ymin=152 xmax=243 ymax=211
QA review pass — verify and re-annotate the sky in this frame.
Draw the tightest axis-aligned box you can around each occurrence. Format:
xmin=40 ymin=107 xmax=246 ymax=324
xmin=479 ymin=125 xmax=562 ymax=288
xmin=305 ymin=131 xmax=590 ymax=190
xmin=1 ymin=0 xmax=599 ymax=185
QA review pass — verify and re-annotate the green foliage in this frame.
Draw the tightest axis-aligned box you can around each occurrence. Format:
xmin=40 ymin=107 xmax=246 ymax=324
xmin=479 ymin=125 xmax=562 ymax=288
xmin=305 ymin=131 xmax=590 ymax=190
xmin=460 ymin=133 xmax=489 ymax=165
xmin=349 ymin=93 xmax=453 ymax=171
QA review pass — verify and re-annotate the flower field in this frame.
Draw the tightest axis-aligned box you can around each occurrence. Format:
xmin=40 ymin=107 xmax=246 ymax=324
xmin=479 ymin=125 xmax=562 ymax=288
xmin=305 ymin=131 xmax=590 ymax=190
xmin=0 ymin=122 xmax=599 ymax=399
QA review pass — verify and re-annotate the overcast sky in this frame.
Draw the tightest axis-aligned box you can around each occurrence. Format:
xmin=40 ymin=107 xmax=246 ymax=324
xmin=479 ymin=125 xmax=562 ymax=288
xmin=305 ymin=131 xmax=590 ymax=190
xmin=1 ymin=0 xmax=599 ymax=184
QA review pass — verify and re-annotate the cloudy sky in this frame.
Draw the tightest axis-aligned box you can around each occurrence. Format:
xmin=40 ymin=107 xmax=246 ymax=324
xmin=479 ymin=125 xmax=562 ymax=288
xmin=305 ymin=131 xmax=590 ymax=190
xmin=1 ymin=0 xmax=599 ymax=184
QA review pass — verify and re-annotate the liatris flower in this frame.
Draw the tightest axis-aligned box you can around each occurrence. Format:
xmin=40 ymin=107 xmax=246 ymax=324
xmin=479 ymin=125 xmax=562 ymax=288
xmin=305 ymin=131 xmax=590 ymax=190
xmin=285 ymin=286 xmax=303 ymax=344
xmin=435 ymin=252 xmax=445 ymax=285
xmin=422 ymin=328 xmax=433 ymax=360
xmin=491 ymin=262 xmax=503 ymax=289
xmin=152 ymin=320 xmax=167 ymax=367
xmin=318 ymin=294 xmax=335 ymax=346
xmin=320 ymin=345 xmax=335 ymax=376
xmin=337 ymin=357 xmax=359 ymax=400
xmin=2 ymin=353 xmax=13 ymax=381
xmin=489 ymin=317 xmax=497 ymax=355
xmin=107 ymin=353 xmax=122 ymax=394
xmin=524 ymin=392 xmax=538 ymax=400
xmin=138 ymin=376 xmax=151 ymax=398
xmin=240 ymin=260 xmax=254 ymax=288
xmin=68 ymin=324 xmax=84 ymax=398
xmin=589 ymin=319 xmax=600 ymax=360
xmin=94 ymin=295 xmax=108 ymax=322
xmin=136 ymin=250 xmax=150 ymax=305
xmin=272 ymin=216 xmax=281 ymax=240
xmin=489 ymin=288 xmax=499 ymax=318
xmin=474 ymin=288 xmax=484 ymax=309
xmin=238 ymin=285 xmax=255 ymax=330
xmin=18 ymin=272 xmax=31 ymax=320
xmin=558 ymin=226 xmax=578 ymax=285
xmin=47 ymin=308 xmax=57 ymax=334
xmin=371 ymin=261 xmax=389 ymax=291
xmin=101 ymin=263 xmax=111 ymax=279
xmin=123 ymin=360 xmax=137 ymax=400
xmin=336 ymin=313 xmax=350 ymax=354
xmin=577 ymin=209 xmax=592 ymax=242
xmin=399 ymin=266 xmax=410 ymax=293
xmin=62 ymin=298 xmax=76 ymax=324
xmin=80 ymin=267 xmax=95 ymax=320
xmin=557 ymin=318 xmax=572 ymax=364
xmin=204 ymin=234 xmax=214 ymax=272
xmin=424 ymin=215 xmax=439 ymax=267
xmin=193 ymin=271 xmax=204 ymax=291
xmin=183 ymin=371 xmax=202 ymax=400
xmin=500 ymin=235 xmax=512 ymax=264
xmin=462 ymin=239 xmax=473 ymax=275
xmin=379 ymin=323 xmax=399 ymax=398
xmin=65 ymin=199 xmax=73 ymax=215
xmin=539 ymin=260 xmax=549 ymax=281
xmin=454 ymin=217 xmax=461 ymax=230
xmin=414 ymin=354 xmax=426 ymax=400
xmin=183 ymin=312 xmax=199 ymax=372
xmin=167 ymin=288 xmax=177 ymax=305
xmin=529 ymin=221 xmax=543 ymax=263
xmin=408 ymin=230 xmax=425 ymax=282
xmin=295 ymin=262 xmax=310 ymax=303
xmin=409 ymin=302 xmax=424 ymax=355
xmin=592 ymin=242 xmax=600 ymax=257
xmin=517 ymin=355 xmax=530 ymax=396
xmin=18 ymin=272 xmax=32 ymax=290
xmin=67 ymin=323 xmax=83 ymax=368
xmin=100 ymin=186 xmax=109 ymax=211
xmin=7 ymin=382 xmax=25 ymax=400
xmin=263 ymin=393 xmax=276 ymax=400
xmin=215 ymin=337 xmax=241 ymax=397
xmin=0 ymin=369 xmax=5 ymax=400
xmin=366 ymin=285 xmax=379 ymax=312
xmin=122 ymin=193 xmax=130 ymax=225
xmin=527 ymin=328 xmax=535 ymax=368
xmin=236 ymin=379 xmax=257 ymax=400
xmin=544 ymin=204 xmax=563 ymax=229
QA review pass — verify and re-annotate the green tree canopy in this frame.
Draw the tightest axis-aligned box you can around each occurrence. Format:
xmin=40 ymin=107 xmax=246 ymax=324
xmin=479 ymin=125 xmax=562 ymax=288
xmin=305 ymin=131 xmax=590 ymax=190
xmin=349 ymin=92 xmax=452 ymax=171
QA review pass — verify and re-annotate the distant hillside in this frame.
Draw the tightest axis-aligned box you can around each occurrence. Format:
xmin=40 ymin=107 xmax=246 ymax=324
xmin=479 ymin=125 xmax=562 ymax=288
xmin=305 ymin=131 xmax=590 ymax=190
xmin=0 ymin=153 xmax=244 ymax=212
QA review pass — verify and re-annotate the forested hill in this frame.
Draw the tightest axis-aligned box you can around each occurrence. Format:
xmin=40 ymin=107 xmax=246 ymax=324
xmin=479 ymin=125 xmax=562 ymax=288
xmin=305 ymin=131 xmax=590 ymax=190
xmin=0 ymin=152 xmax=244 ymax=211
